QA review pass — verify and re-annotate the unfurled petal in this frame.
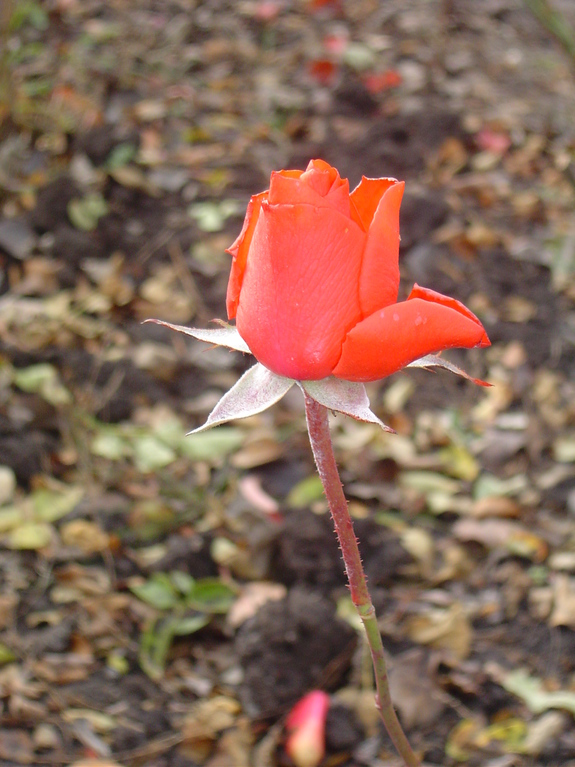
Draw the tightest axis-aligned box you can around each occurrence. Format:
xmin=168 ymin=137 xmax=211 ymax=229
xmin=350 ymin=176 xmax=398 ymax=231
xmin=357 ymin=180 xmax=404 ymax=316
xmin=333 ymin=292 xmax=490 ymax=382
xmin=407 ymin=284 xmax=490 ymax=341
xmin=226 ymin=191 xmax=267 ymax=319
xmin=236 ymin=201 xmax=365 ymax=380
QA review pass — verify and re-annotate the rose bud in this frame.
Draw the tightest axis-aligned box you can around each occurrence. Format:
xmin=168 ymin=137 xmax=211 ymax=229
xmin=227 ymin=159 xmax=489 ymax=382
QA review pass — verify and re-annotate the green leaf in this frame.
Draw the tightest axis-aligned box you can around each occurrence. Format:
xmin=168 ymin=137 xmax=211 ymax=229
xmin=9 ymin=1 xmax=49 ymax=31
xmin=130 ymin=574 xmax=180 ymax=610
xmin=133 ymin=435 xmax=176 ymax=472
xmin=399 ymin=470 xmax=460 ymax=495
xmin=67 ymin=193 xmax=109 ymax=232
xmin=139 ymin=617 xmax=176 ymax=681
xmin=13 ymin=363 xmax=72 ymax=406
xmin=286 ymin=475 xmax=324 ymax=508
xmin=481 ymin=719 xmax=527 ymax=751
xmin=170 ymin=571 xmax=195 ymax=596
xmin=91 ymin=430 xmax=133 ymax=461
xmin=105 ymin=143 xmax=137 ymax=170
xmin=32 ymin=486 xmax=84 ymax=523
xmin=21 ymin=77 xmax=54 ymax=97
xmin=152 ymin=416 xmax=186 ymax=449
xmin=180 ymin=428 xmax=244 ymax=460
xmin=106 ymin=651 xmax=129 ymax=675
xmin=0 ymin=507 xmax=22 ymax=534
xmin=127 ymin=501 xmax=176 ymax=542
xmin=336 ymin=594 xmax=363 ymax=633
xmin=7 ymin=522 xmax=52 ymax=550
xmin=439 ymin=444 xmax=480 ymax=482
xmin=188 ymin=199 xmax=241 ymax=232
xmin=553 ymin=434 xmax=575 ymax=463
xmin=171 ymin=614 xmax=210 ymax=636
xmin=186 ymin=578 xmax=236 ymax=614
xmin=138 ymin=614 xmax=208 ymax=680
xmin=0 ymin=643 xmax=16 ymax=665
xmin=473 ymin=473 xmax=527 ymax=499
xmin=503 ymin=669 xmax=575 ymax=716
xmin=343 ymin=43 xmax=376 ymax=71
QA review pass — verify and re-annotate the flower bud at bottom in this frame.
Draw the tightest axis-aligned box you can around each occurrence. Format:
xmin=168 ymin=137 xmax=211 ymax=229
xmin=284 ymin=690 xmax=330 ymax=767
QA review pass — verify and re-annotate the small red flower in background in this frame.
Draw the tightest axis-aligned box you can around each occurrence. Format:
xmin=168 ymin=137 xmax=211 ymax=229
xmin=362 ymin=68 xmax=403 ymax=94
xmin=475 ymin=127 xmax=511 ymax=155
xmin=308 ymin=0 xmax=342 ymax=12
xmin=307 ymin=59 xmax=338 ymax=86
xmin=227 ymin=159 xmax=489 ymax=382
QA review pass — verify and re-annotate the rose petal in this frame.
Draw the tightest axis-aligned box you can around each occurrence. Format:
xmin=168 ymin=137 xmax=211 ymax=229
xmin=268 ymin=161 xmax=350 ymax=216
xmin=236 ymin=201 xmax=365 ymax=380
xmin=350 ymin=176 xmax=398 ymax=231
xmin=333 ymin=292 xmax=490 ymax=382
xmin=357 ymin=180 xmax=404 ymax=315
xmin=226 ymin=191 xmax=267 ymax=319
xmin=285 ymin=691 xmax=330 ymax=767
xmin=301 ymin=158 xmax=347 ymax=197
xmin=407 ymin=284 xmax=490 ymax=342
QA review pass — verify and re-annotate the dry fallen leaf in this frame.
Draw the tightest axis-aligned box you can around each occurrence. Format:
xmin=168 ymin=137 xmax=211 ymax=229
xmin=182 ymin=695 xmax=242 ymax=762
xmin=60 ymin=520 xmax=110 ymax=554
xmin=549 ymin=574 xmax=575 ymax=628
xmin=454 ymin=518 xmax=548 ymax=561
xmin=231 ymin=438 xmax=284 ymax=469
xmin=204 ymin=721 xmax=253 ymax=767
xmin=388 ymin=648 xmax=445 ymax=730
xmin=227 ymin=582 xmax=287 ymax=628
xmin=0 ymin=729 xmax=34 ymax=765
xmin=522 ymin=711 xmax=567 ymax=755
xmin=406 ymin=603 xmax=472 ymax=660
xmin=470 ymin=495 xmax=521 ymax=518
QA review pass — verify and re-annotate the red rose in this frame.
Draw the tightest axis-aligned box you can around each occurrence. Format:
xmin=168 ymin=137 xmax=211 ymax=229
xmin=226 ymin=159 xmax=489 ymax=382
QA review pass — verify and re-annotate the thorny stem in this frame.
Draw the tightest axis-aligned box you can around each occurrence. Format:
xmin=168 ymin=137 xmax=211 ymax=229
xmin=304 ymin=394 xmax=420 ymax=767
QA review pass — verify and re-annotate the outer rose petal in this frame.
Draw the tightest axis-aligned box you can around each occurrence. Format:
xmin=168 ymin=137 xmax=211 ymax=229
xmin=236 ymin=201 xmax=366 ymax=380
xmin=350 ymin=176 xmax=398 ymax=231
xmin=357 ymin=180 xmax=404 ymax=316
xmin=333 ymin=291 xmax=490 ymax=382
xmin=226 ymin=191 xmax=267 ymax=319
xmin=407 ymin=283 xmax=489 ymax=331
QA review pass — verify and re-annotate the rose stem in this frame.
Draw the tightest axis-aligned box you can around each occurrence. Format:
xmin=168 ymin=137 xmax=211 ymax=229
xmin=304 ymin=394 xmax=420 ymax=767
